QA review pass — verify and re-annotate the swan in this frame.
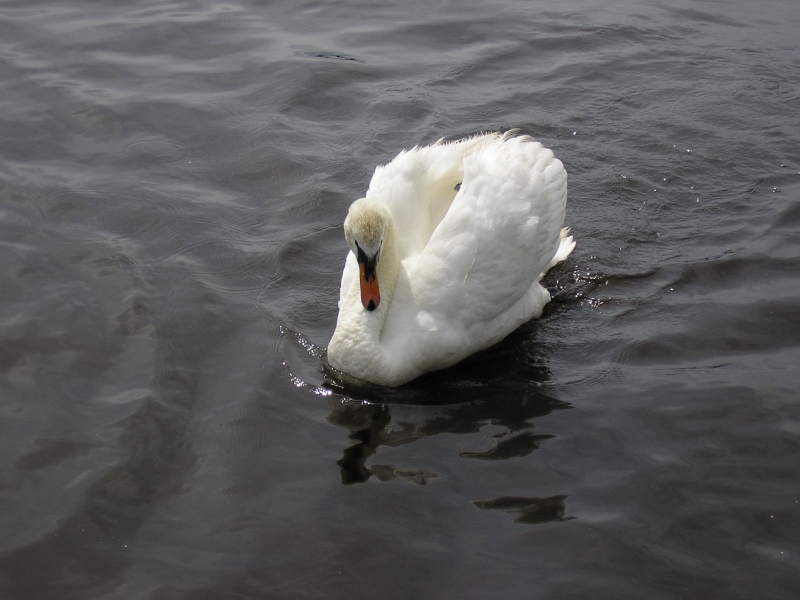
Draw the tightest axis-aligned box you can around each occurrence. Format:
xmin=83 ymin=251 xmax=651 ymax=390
xmin=327 ymin=131 xmax=575 ymax=387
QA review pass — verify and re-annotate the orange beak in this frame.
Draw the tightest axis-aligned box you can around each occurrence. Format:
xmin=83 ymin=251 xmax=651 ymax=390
xmin=359 ymin=262 xmax=380 ymax=311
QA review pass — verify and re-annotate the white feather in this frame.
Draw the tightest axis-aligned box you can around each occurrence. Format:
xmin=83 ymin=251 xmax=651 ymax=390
xmin=328 ymin=132 xmax=575 ymax=386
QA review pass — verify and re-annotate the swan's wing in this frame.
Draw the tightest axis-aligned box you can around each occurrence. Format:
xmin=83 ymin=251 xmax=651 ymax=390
xmin=365 ymin=134 xmax=496 ymax=257
xmin=408 ymin=134 xmax=568 ymax=331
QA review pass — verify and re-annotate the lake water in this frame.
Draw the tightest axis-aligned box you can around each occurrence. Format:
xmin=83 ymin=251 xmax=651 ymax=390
xmin=1 ymin=0 xmax=799 ymax=598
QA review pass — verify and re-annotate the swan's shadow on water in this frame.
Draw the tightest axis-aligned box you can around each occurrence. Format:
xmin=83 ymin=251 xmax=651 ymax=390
xmin=320 ymin=325 xmax=574 ymax=524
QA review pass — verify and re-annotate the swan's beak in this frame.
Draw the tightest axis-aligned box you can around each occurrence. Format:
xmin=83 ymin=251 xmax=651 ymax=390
xmin=358 ymin=260 xmax=380 ymax=311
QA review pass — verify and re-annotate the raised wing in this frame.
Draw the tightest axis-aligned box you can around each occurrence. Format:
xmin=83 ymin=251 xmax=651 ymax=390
xmin=406 ymin=133 xmax=568 ymax=332
xmin=364 ymin=139 xmax=475 ymax=258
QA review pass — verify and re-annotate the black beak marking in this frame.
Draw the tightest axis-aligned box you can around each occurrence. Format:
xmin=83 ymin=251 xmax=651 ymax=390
xmin=355 ymin=241 xmax=378 ymax=281
xmin=366 ymin=300 xmax=376 ymax=311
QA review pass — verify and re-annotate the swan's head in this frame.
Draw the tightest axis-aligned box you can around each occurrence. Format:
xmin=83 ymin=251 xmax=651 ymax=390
xmin=343 ymin=198 xmax=391 ymax=312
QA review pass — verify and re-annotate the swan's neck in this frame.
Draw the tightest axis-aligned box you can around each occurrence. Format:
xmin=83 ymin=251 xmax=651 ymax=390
xmin=328 ymin=220 xmax=400 ymax=381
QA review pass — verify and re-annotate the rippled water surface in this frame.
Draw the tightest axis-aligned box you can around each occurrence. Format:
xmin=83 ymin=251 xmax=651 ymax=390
xmin=1 ymin=0 xmax=799 ymax=598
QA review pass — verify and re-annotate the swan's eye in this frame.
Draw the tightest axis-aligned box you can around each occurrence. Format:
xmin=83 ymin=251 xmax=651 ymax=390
xmin=454 ymin=182 xmax=462 ymax=191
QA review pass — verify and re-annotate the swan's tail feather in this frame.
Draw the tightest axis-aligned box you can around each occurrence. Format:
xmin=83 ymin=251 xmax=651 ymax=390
xmin=548 ymin=227 xmax=576 ymax=269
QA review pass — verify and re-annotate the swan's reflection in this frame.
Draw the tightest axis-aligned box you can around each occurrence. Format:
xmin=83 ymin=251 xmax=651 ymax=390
xmin=473 ymin=495 xmax=573 ymax=524
xmin=328 ymin=393 xmax=568 ymax=486
xmin=324 ymin=336 xmax=573 ymax=523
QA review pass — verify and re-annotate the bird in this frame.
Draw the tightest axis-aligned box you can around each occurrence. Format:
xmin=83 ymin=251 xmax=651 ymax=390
xmin=326 ymin=131 xmax=575 ymax=387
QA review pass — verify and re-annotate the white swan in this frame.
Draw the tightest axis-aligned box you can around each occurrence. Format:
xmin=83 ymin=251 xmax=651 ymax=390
xmin=327 ymin=131 xmax=575 ymax=387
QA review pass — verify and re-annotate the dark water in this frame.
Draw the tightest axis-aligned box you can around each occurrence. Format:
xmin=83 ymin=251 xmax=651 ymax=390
xmin=1 ymin=0 xmax=799 ymax=597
